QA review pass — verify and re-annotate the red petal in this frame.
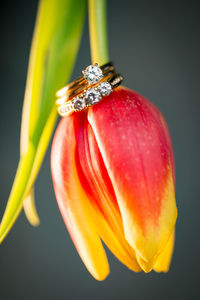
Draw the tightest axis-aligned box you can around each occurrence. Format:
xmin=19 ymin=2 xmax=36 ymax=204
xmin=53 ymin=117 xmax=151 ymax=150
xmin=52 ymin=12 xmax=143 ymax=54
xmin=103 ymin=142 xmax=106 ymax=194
xmin=88 ymin=87 xmax=177 ymax=267
xmin=51 ymin=113 xmax=109 ymax=280
xmin=74 ymin=114 xmax=141 ymax=271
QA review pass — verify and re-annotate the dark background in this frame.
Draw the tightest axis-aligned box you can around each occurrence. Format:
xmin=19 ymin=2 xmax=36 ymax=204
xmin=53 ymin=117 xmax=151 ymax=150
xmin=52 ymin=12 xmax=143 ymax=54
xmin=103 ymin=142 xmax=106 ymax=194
xmin=0 ymin=1 xmax=199 ymax=299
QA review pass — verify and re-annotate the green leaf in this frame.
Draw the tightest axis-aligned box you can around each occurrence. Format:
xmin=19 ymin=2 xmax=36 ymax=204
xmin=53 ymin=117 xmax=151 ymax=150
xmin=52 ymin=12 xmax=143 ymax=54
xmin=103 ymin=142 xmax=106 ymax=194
xmin=0 ymin=0 xmax=87 ymax=243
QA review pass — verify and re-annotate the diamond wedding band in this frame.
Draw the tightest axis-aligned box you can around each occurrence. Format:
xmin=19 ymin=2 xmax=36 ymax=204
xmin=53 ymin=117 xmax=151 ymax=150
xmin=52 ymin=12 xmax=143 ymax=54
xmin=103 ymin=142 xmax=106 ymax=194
xmin=56 ymin=62 xmax=123 ymax=117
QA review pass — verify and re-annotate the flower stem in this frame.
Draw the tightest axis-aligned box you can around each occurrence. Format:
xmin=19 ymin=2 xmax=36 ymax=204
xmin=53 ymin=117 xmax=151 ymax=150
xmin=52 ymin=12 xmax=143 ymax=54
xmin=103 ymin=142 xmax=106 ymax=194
xmin=88 ymin=0 xmax=109 ymax=65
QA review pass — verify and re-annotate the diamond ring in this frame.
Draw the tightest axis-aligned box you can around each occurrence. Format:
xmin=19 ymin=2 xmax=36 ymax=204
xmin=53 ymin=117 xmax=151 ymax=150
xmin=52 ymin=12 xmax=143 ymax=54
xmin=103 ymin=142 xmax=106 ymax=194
xmin=56 ymin=63 xmax=123 ymax=117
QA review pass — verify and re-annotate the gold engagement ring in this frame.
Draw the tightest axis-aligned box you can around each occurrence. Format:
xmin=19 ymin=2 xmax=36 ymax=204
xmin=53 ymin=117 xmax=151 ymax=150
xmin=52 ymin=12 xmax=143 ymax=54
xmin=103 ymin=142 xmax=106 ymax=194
xmin=56 ymin=62 xmax=123 ymax=117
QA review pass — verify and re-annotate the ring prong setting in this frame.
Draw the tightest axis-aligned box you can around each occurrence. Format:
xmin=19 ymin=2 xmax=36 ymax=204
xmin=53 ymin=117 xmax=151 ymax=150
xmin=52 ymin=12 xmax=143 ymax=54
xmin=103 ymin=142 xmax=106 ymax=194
xmin=83 ymin=64 xmax=103 ymax=85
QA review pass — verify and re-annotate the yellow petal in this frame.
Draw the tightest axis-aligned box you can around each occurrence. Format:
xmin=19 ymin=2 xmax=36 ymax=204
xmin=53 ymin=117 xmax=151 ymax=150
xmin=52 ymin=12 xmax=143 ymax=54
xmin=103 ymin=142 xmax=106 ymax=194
xmin=121 ymin=169 xmax=177 ymax=270
xmin=92 ymin=199 xmax=141 ymax=272
xmin=153 ymin=230 xmax=175 ymax=272
xmin=135 ymin=255 xmax=157 ymax=273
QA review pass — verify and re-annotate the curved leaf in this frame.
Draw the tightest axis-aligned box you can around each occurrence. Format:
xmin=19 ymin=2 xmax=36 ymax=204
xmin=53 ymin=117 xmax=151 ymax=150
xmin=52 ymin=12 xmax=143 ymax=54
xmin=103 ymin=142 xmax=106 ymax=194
xmin=0 ymin=0 xmax=87 ymax=242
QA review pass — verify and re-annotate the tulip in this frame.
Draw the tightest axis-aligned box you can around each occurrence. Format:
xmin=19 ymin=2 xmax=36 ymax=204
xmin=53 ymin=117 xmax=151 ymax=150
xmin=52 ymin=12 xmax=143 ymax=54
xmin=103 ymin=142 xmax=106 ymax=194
xmin=51 ymin=86 xmax=177 ymax=280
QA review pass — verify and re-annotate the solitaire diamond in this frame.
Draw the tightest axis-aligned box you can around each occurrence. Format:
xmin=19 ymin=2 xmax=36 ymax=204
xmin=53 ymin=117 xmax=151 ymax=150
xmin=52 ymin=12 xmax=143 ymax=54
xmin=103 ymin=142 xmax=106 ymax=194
xmin=85 ymin=88 xmax=102 ymax=106
xmin=98 ymin=81 xmax=112 ymax=96
xmin=83 ymin=64 xmax=103 ymax=84
xmin=73 ymin=97 xmax=86 ymax=111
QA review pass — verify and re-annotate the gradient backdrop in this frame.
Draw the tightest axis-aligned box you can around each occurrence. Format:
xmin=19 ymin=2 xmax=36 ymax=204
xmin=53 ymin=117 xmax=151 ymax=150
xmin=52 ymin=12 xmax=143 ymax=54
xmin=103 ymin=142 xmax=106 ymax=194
xmin=1 ymin=1 xmax=199 ymax=299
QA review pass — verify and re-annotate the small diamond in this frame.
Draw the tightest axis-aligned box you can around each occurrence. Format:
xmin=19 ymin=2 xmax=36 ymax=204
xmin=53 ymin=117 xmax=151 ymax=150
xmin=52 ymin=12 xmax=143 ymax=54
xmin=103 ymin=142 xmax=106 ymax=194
xmin=85 ymin=88 xmax=102 ymax=106
xmin=73 ymin=97 xmax=86 ymax=111
xmin=98 ymin=81 xmax=112 ymax=96
xmin=83 ymin=64 xmax=103 ymax=84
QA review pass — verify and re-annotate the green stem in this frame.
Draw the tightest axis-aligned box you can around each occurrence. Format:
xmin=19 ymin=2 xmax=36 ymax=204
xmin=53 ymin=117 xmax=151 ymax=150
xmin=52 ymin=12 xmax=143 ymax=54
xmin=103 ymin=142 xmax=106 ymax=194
xmin=88 ymin=0 xmax=109 ymax=65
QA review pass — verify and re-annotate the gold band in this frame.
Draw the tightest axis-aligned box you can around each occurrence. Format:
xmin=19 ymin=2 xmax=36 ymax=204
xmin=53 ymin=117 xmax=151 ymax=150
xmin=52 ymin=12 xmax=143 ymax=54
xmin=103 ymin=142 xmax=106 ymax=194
xmin=57 ymin=102 xmax=75 ymax=117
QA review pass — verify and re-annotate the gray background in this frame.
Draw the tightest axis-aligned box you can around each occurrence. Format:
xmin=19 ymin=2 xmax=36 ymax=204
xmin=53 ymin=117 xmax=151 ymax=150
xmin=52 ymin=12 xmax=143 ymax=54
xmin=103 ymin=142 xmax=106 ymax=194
xmin=1 ymin=1 xmax=199 ymax=299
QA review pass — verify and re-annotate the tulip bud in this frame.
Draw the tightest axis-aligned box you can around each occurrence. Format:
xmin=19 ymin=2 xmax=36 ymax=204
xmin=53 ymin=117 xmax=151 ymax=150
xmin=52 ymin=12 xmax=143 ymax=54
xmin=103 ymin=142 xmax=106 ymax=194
xmin=51 ymin=87 xmax=177 ymax=280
